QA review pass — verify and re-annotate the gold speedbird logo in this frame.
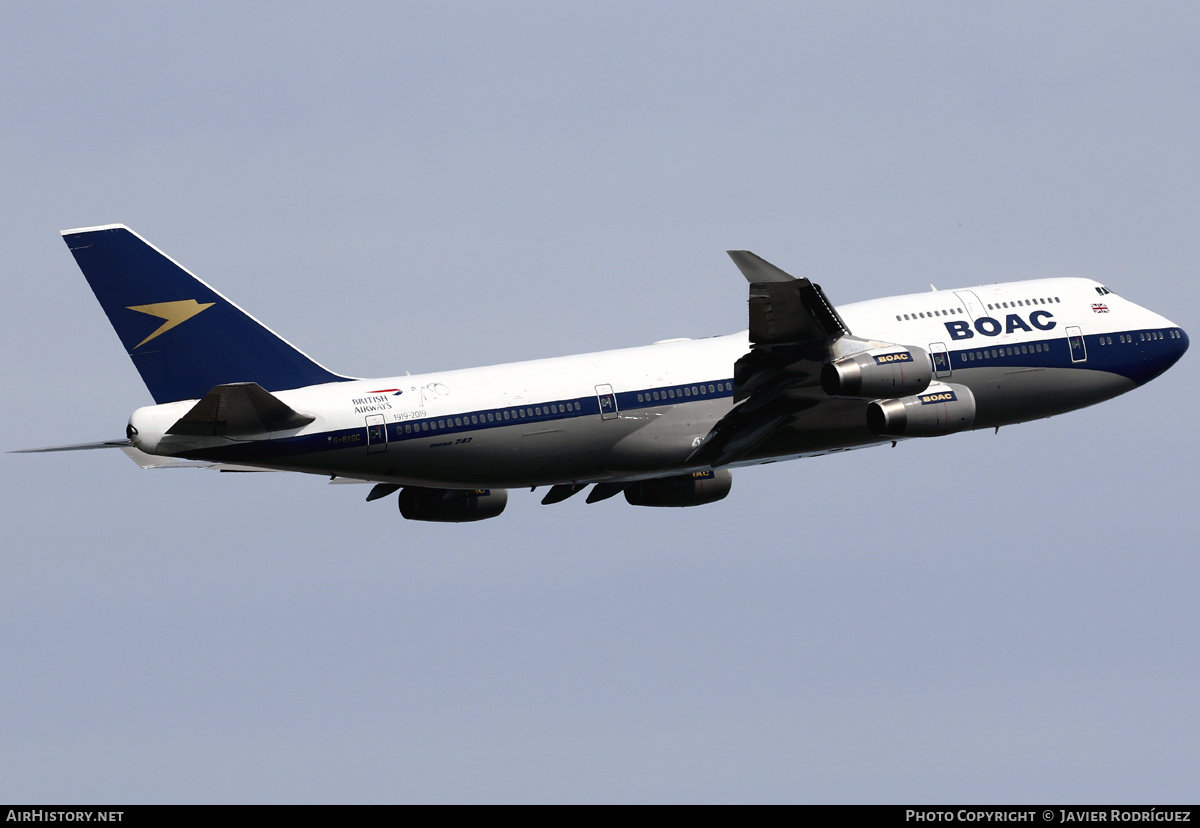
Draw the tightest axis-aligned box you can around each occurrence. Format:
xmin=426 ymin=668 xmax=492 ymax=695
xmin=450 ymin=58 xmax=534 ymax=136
xmin=125 ymin=300 xmax=215 ymax=348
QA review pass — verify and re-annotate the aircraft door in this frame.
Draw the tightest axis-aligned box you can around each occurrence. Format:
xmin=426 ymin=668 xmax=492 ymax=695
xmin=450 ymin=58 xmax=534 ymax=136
xmin=954 ymin=290 xmax=988 ymax=321
xmin=1066 ymin=326 xmax=1087 ymax=363
xmin=929 ymin=341 xmax=952 ymax=378
xmin=595 ymin=384 xmax=619 ymax=420
xmin=366 ymin=414 xmax=387 ymax=453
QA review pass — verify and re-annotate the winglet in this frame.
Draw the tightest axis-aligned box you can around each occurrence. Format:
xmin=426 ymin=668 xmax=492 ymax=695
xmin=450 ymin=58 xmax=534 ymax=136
xmin=727 ymin=250 xmax=798 ymax=283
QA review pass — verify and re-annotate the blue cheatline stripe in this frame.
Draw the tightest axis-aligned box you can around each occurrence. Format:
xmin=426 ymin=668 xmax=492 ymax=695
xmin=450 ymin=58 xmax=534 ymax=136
xmin=946 ymin=326 xmax=1187 ymax=384
xmin=385 ymin=380 xmax=735 ymax=444
xmin=175 ymin=324 xmax=1189 ymax=466
xmin=179 ymin=379 xmax=736 ymax=463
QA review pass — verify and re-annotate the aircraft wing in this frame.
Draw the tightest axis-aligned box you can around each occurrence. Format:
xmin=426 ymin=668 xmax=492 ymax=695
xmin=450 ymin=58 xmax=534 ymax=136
xmin=690 ymin=251 xmax=869 ymax=466
xmin=729 ymin=250 xmax=850 ymax=346
xmin=729 ymin=250 xmax=850 ymax=403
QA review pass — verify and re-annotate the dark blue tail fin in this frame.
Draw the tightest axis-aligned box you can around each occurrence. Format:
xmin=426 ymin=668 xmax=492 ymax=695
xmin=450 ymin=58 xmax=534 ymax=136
xmin=62 ymin=225 xmax=352 ymax=403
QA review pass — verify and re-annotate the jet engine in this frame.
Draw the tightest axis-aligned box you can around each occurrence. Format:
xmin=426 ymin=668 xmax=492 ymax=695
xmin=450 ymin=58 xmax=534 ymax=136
xmin=398 ymin=487 xmax=508 ymax=522
xmin=866 ymin=383 xmax=976 ymax=437
xmin=623 ymin=469 xmax=732 ymax=507
xmin=821 ymin=347 xmax=932 ymax=398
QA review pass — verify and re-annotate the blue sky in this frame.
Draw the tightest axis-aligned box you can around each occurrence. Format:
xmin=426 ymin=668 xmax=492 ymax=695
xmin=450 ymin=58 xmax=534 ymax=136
xmin=2 ymin=2 xmax=1198 ymax=803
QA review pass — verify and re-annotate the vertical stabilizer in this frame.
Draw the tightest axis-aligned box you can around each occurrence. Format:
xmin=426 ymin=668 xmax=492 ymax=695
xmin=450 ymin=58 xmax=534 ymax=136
xmin=61 ymin=225 xmax=351 ymax=403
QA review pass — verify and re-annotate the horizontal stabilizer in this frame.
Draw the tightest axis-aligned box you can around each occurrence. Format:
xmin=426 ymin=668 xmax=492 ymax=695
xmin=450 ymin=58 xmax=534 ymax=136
xmin=167 ymin=382 xmax=315 ymax=437
xmin=118 ymin=445 xmax=273 ymax=472
xmin=10 ymin=440 xmax=132 ymax=453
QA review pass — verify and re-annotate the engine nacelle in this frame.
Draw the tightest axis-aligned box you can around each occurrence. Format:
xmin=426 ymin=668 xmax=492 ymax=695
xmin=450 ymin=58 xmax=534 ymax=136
xmin=866 ymin=383 xmax=976 ymax=437
xmin=821 ymin=347 xmax=932 ymax=398
xmin=398 ymin=487 xmax=508 ymax=522
xmin=623 ymin=469 xmax=732 ymax=507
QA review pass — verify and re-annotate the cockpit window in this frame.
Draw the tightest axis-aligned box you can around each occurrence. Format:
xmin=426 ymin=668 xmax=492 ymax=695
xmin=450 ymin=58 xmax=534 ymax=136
xmin=1095 ymin=286 xmax=1113 ymax=296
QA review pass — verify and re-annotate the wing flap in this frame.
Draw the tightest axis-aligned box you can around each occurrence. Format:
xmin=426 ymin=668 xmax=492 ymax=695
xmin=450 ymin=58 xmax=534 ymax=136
xmin=728 ymin=250 xmax=850 ymax=346
xmin=747 ymin=279 xmax=850 ymax=346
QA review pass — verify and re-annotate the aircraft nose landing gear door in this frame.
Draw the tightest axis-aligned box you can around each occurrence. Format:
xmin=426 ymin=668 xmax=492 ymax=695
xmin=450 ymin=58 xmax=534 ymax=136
xmin=366 ymin=414 xmax=387 ymax=453
xmin=595 ymin=384 xmax=619 ymax=421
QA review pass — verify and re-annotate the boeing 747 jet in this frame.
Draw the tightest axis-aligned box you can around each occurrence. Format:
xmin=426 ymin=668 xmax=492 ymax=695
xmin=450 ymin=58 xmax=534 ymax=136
xmin=17 ymin=225 xmax=1188 ymax=521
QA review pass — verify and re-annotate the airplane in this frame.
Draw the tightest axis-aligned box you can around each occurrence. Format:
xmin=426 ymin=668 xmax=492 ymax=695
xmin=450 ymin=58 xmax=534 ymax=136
xmin=15 ymin=224 xmax=1189 ymax=521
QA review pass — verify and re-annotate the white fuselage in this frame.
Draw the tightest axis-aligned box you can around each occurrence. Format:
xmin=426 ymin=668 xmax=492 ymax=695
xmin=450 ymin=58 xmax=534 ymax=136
xmin=128 ymin=277 xmax=1186 ymax=488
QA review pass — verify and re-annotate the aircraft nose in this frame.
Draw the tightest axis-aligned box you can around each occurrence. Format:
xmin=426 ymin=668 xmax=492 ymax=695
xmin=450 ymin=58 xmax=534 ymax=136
xmin=1172 ymin=325 xmax=1190 ymax=361
xmin=1138 ymin=323 xmax=1188 ymax=385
